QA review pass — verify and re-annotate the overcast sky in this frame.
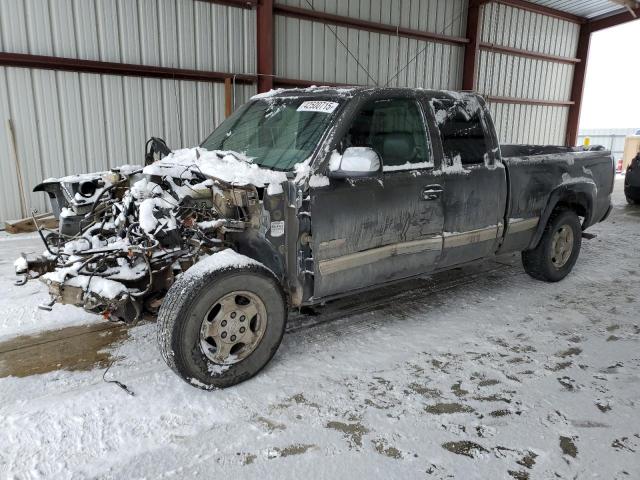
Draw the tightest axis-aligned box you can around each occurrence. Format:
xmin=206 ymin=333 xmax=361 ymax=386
xmin=579 ymin=19 xmax=640 ymax=130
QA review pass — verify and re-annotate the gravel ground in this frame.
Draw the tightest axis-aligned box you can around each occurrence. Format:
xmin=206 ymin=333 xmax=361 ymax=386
xmin=0 ymin=178 xmax=638 ymax=479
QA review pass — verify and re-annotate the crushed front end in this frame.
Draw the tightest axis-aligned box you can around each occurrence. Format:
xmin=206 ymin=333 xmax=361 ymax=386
xmin=15 ymin=148 xmax=286 ymax=323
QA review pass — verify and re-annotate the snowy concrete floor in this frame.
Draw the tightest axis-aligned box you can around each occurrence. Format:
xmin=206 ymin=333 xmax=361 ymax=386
xmin=0 ymin=178 xmax=638 ymax=479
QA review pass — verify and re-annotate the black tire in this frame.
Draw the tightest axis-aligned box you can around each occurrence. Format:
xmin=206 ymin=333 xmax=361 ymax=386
xmin=157 ymin=262 xmax=287 ymax=390
xmin=626 ymin=195 xmax=637 ymax=205
xmin=522 ymin=209 xmax=582 ymax=282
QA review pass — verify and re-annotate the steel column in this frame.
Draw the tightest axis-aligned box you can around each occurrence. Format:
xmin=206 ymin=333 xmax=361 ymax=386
xmin=257 ymin=0 xmax=274 ymax=93
xmin=463 ymin=0 xmax=482 ymax=91
xmin=565 ymin=25 xmax=591 ymax=146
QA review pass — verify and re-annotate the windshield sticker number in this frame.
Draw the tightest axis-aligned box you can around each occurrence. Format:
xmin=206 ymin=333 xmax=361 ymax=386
xmin=297 ymin=101 xmax=339 ymax=114
xmin=270 ymin=221 xmax=285 ymax=237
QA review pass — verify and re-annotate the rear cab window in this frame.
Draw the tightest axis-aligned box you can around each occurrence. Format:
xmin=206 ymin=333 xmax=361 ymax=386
xmin=431 ymin=97 xmax=491 ymax=169
xmin=343 ymin=98 xmax=433 ymax=172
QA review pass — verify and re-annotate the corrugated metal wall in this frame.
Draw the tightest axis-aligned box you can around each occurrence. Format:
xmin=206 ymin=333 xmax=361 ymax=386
xmin=0 ymin=0 xmax=256 ymax=223
xmin=0 ymin=0 xmax=587 ymax=222
xmin=477 ymin=2 xmax=580 ymax=145
xmin=274 ymin=0 xmax=467 ymax=89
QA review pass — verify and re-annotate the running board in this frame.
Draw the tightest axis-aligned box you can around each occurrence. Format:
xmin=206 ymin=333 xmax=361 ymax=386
xmin=582 ymin=232 xmax=597 ymax=240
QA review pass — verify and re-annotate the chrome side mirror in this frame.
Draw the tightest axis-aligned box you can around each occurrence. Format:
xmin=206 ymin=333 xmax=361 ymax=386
xmin=328 ymin=147 xmax=382 ymax=179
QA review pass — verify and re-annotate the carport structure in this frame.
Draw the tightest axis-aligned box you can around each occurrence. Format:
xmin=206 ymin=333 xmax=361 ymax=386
xmin=0 ymin=0 xmax=638 ymax=223
xmin=258 ymin=0 xmax=640 ymax=147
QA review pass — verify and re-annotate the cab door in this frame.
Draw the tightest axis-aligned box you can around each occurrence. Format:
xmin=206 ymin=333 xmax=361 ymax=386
xmin=309 ymin=94 xmax=445 ymax=299
xmin=428 ymin=96 xmax=507 ymax=268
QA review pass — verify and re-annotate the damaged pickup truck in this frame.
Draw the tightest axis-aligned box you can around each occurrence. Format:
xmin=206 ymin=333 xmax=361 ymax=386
xmin=15 ymin=87 xmax=615 ymax=389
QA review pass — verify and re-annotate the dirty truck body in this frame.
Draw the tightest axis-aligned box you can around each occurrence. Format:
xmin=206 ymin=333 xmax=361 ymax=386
xmin=17 ymin=87 xmax=614 ymax=389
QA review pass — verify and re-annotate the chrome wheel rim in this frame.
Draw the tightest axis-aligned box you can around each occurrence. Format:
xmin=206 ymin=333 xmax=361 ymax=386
xmin=199 ymin=291 xmax=267 ymax=365
xmin=550 ymin=225 xmax=574 ymax=268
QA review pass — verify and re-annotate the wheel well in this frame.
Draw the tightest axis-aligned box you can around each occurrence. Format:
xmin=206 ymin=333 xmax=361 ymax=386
xmin=554 ymin=194 xmax=590 ymax=226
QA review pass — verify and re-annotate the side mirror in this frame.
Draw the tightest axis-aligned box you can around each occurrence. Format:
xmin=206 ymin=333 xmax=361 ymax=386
xmin=328 ymin=147 xmax=382 ymax=179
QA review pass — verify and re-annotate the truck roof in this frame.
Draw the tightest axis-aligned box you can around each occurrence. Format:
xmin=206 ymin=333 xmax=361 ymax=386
xmin=251 ymin=86 xmax=482 ymax=104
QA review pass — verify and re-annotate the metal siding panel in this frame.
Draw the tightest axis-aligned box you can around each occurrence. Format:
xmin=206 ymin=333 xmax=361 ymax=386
xmin=197 ymin=82 xmax=214 ymax=141
xmin=95 ymin=0 xmax=121 ymax=62
xmin=1 ymin=0 xmax=28 ymax=53
xmin=30 ymin=70 xmax=66 ymax=181
xmin=158 ymin=0 xmax=179 ymax=67
xmin=51 ymin=0 xmax=78 ymax=58
xmin=0 ymin=67 xmax=24 ymax=222
xmin=122 ymin=77 xmax=145 ymax=163
xmin=74 ymin=0 xmax=101 ymax=61
xmin=6 ymin=68 xmax=48 ymax=215
xmin=0 ymin=64 xmax=236 ymax=222
xmin=25 ymin=0 xmax=54 ymax=56
xmin=118 ymin=0 xmax=141 ymax=63
xmin=79 ymin=73 xmax=108 ymax=172
xmin=143 ymin=77 xmax=164 ymax=141
xmin=102 ymin=75 xmax=128 ymax=166
xmin=139 ymin=0 xmax=161 ymax=65
xmin=179 ymin=81 xmax=199 ymax=147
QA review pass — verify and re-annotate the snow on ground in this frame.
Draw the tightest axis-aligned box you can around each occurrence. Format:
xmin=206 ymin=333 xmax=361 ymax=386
xmin=0 ymin=179 xmax=639 ymax=479
xmin=0 ymin=233 xmax=102 ymax=342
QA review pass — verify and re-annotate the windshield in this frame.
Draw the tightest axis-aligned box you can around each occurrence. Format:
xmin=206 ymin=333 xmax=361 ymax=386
xmin=200 ymin=97 xmax=343 ymax=171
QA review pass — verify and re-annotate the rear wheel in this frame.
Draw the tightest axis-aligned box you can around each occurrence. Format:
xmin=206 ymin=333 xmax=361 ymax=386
xmin=522 ymin=209 xmax=582 ymax=282
xmin=158 ymin=262 xmax=286 ymax=389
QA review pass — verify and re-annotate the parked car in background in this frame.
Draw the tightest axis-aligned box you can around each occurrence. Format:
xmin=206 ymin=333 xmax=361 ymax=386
xmin=625 ymin=152 xmax=640 ymax=204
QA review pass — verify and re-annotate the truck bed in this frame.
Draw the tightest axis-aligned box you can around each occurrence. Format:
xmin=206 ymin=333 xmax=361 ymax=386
xmin=499 ymin=145 xmax=615 ymax=254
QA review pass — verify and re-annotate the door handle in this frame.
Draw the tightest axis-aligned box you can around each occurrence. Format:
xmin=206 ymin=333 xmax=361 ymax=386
xmin=422 ymin=185 xmax=443 ymax=201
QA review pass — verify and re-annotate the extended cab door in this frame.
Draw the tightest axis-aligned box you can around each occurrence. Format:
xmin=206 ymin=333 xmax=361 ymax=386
xmin=309 ymin=94 xmax=445 ymax=299
xmin=428 ymin=95 xmax=507 ymax=268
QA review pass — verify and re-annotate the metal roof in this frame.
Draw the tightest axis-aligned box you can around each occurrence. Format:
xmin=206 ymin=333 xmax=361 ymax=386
xmin=528 ymin=0 xmax=628 ymax=19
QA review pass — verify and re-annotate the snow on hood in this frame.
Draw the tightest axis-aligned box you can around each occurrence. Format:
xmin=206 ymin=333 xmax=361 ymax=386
xmin=143 ymin=148 xmax=289 ymax=188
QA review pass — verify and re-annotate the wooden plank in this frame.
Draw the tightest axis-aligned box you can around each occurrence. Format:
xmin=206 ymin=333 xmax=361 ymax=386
xmin=5 ymin=214 xmax=58 ymax=234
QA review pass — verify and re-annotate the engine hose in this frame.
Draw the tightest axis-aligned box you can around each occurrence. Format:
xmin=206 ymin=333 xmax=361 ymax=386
xmin=87 ymin=179 xmax=126 ymax=218
xmin=130 ymin=251 xmax=152 ymax=298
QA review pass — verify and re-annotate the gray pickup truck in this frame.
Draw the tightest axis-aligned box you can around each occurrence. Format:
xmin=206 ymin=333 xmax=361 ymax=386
xmin=16 ymin=87 xmax=614 ymax=389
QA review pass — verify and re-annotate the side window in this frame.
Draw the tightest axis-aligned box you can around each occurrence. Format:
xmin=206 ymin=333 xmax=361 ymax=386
xmin=344 ymin=98 xmax=432 ymax=170
xmin=432 ymin=99 xmax=488 ymax=166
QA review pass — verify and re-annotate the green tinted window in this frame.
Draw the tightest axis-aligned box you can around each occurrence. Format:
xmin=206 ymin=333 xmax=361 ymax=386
xmin=200 ymin=98 xmax=341 ymax=171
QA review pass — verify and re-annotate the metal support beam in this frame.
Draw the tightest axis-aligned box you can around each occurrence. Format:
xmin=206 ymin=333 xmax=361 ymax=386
xmin=257 ymin=0 xmax=274 ymax=93
xmin=479 ymin=42 xmax=581 ymax=65
xmin=195 ymin=0 xmax=257 ymax=9
xmin=462 ymin=0 xmax=482 ymax=91
xmin=0 ymin=52 xmax=256 ymax=84
xmin=274 ymin=4 xmax=469 ymax=46
xmin=478 ymin=0 xmax=584 ymax=24
xmin=486 ymin=95 xmax=574 ymax=107
xmin=565 ymin=25 xmax=591 ymax=146
xmin=589 ymin=6 xmax=640 ymax=31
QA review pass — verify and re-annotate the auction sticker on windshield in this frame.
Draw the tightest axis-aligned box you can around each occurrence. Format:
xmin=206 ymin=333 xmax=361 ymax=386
xmin=297 ymin=101 xmax=339 ymax=114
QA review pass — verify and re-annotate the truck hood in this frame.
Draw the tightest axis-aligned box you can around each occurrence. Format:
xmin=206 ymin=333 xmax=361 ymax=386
xmin=144 ymin=148 xmax=289 ymax=189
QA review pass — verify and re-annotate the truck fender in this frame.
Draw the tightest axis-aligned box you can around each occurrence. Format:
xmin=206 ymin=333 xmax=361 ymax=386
xmin=233 ymin=232 xmax=285 ymax=283
xmin=527 ymin=181 xmax=596 ymax=250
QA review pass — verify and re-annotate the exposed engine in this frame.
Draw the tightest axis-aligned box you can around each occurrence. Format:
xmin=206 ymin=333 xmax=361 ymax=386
xmin=15 ymin=144 xmax=285 ymax=323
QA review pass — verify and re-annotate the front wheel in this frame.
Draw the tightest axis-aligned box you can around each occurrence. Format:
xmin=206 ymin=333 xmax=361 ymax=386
xmin=158 ymin=257 xmax=286 ymax=389
xmin=522 ymin=209 xmax=582 ymax=282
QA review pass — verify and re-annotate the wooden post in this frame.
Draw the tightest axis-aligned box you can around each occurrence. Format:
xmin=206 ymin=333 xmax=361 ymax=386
xmin=224 ymin=77 xmax=233 ymax=117
xmin=6 ymin=119 xmax=28 ymax=218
